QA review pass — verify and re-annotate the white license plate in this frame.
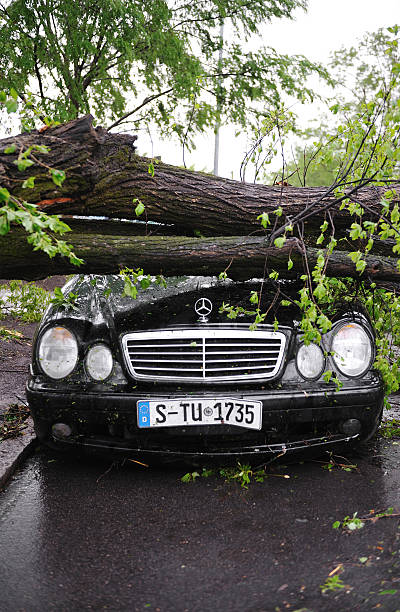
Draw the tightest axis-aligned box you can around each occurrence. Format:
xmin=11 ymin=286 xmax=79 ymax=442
xmin=137 ymin=398 xmax=262 ymax=430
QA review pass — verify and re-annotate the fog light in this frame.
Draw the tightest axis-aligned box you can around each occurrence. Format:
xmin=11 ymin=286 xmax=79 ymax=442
xmin=52 ymin=423 xmax=72 ymax=439
xmin=340 ymin=419 xmax=361 ymax=436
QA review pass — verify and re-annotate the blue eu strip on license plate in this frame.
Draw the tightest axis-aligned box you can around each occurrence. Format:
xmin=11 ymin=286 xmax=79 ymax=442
xmin=137 ymin=401 xmax=150 ymax=428
xmin=136 ymin=398 xmax=262 ymax=430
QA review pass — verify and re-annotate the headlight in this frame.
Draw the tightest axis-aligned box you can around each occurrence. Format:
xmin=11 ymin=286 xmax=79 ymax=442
xmin=85 ymin=344 xmax=113 ymax=381
xmin=38 ymin=326 xmax=78 ymax=380
xmin=296 ymin=343 xmax=325 ymax=379
xmin=331 ymin=322 xmax=372 ymax=377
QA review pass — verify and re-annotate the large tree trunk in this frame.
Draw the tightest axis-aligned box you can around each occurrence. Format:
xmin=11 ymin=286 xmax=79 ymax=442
xmin=1 ymin=115 xmax=398 ymax=236
xmin=2 ymin=228 xmax=400 ymax=282
xmin=0 ymin=115 xmax=399 ymax=280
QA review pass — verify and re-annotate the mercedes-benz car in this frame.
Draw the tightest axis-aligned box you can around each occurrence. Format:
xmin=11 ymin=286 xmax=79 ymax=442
xmin=27 ymin=275 xmax=384 ymax=462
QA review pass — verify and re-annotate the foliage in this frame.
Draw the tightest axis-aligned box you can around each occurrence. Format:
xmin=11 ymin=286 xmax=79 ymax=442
xmin=0 ymin=0 xmax=330 ymax=143
xmin=320 ymin=574 xmax=347 ymax=594
xmin=181 ymin=463 xmax=290 ymax=487
xmin=330 ymin=26 xmax=400 ymax=110
xmin=332 ymin=507 xmax=397 ymax=531
xmin=0 ymin=279 xmax=51 ymax=322
xmin=264 ymin=26 xmax=400 ymax=187
xmin=332 ymin=512 xmax=365 ymax=531
xmin=219 ymin=463 xmax=269 ymax=488
xmin=321 ymin=453 xmax=358 ymax=473
xmin=0 ymin=325 xmax=23 ymax=341
xmin=379 ymin=418 xmax=400 ymax=439
xmin=0 ymin=89 xmax=84 ymax=266
xmin=0 ymin=403 xmax=30 ymax=441
xmin=49 ymin=286 xmax=78 ymax=311
xmin=119 ymin=267 xmax=167 ymax=300
xmin=181 ymin=468 xmax=214 ymax=482
xmin=229 ymin=27 xmax=400 ymax=395
xmin=181 ymin=471 xmax=200 ymax=483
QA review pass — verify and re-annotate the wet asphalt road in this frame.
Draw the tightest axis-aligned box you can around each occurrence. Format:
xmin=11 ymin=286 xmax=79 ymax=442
xmin=0 ymin=438 xmax=400 ymax=612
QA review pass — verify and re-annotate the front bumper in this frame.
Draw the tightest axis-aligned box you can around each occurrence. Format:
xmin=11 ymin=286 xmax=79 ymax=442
xmin=27 ymin=373 xmax=384 ymax=460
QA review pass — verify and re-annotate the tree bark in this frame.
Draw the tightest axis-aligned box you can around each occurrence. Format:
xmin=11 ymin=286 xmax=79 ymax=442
xmin=1 ymin=115 xmax=398 ymax=237
xmin=1 ymin=115 xmax=399 ymax=281
xmin=2 ymin=229 xmax=400 ymax=282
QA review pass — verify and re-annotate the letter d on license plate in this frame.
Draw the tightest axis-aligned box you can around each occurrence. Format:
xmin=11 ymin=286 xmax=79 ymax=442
xmin=137 ymin=398 xmax=262 ymax=430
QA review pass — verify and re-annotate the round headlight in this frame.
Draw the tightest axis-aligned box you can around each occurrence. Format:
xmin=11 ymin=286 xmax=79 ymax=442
xmin=85 ymin=344 xmax=113 ymax=381
xmin=38 ymin=326 xmax=78 ymax=380
xmin=296 ymin=343 xmax=325 ymax=380
xmin=331 ymin=322 xmax=372 ymax=377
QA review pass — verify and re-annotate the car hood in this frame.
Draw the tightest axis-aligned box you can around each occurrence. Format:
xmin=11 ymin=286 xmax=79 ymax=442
xmin=44 ymin=275 xmax=304 ymax=334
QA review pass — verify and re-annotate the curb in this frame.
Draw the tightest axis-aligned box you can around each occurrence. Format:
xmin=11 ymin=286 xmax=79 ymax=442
xmin=0 ymin=417 xmax=37 ymax=489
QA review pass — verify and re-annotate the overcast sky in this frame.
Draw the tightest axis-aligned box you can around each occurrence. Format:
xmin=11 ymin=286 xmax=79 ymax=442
xmin=138 ymin=0 xmax=399 ymax=179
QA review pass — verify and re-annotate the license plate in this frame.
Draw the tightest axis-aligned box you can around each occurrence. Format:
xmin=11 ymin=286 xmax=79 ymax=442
xmin=137 ymin=399 xmax=262 ymax=430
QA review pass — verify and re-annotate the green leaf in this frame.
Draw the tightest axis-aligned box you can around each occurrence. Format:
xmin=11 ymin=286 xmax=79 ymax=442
xmin=50 ymin=169 xmax=66 ymax=186
xmin=69 ymin=253 xmax=84 ymax=267
xmin=317 ymin=313 xmax=332 ymax=333
xmin=134 ymin=200 xmax=145 ymax=216
xmin=359 ymin=557 xmax=368 ymax=564
xmin=5 ymin=99 xmax=18 ymax=113
xmin=140 ymin=277 xmax=151 ymax=290
xmin=33 ymin=144 xmax=50 ymax=154
xmin=287 ymin=257 xmax=293 ymax=270
xmin=356 ymin=259 xmax=367 ymax=274
xmin=274 ymin=236 xmax=286 ymax=248
xmin=9 ymin=87 xmax=18 ymax=100
xmin=0 ymin=187 xmax=10 ymax=202
xmin=348 ymin=251 xmax=362 ymax=264
xmin=378 ymin=589 xmax=397 ymax=595
xmin=314 ymin=283 xmax=327 ymax=300
xmin=257 ymin=212 xmax=270 ymax=228
xmin=123 ymin=282 xmax=138 ymax=299
xmin=0 ymin=214 xmax=10 ymax=236
xmin=249 ymin=291 xmax=259 ymax=304
xmin=53 ymin=287 xmax=63 ymax=299
xmin=14 ymin=158 xmax=34 ymax=172
xmin=332 ymin=521 xmax=341 ymax=529
xmin=349 ymin=223 xmax=365 ymax=240
xmin=22 ymin=176 xmax=35 ymax=189
xmin=4 ymin=144 xmax=16 ymax=154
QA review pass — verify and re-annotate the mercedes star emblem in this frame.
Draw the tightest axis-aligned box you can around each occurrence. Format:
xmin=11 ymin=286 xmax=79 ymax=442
xmin=194 ymin=297 xmax=213 ymax=322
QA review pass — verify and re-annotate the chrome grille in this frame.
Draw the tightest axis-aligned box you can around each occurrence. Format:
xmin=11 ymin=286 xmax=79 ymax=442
xmin=122 ymin=328 xmax=286 ymax=383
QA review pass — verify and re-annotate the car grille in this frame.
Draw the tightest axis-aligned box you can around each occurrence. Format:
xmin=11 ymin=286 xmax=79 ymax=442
xmin=122 ymin=328 xmax=287 ymax=383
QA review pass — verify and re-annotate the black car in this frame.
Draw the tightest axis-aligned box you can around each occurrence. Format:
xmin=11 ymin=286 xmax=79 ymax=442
xmin=27 ymin=274 xmax=384 ymax=462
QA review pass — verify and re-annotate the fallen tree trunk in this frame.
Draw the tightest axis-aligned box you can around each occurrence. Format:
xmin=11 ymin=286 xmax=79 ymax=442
xmin=1 ymin=115 xmax=400 ymax=281
xmin=2 ymin=229 xmax=400 ymax=282
xmin=0 ymin=115 xmax=398 ymax=237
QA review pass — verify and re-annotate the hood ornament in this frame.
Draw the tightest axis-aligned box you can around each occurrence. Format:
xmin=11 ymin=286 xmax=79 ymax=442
xmin=195 ymin=297 xmax=213 ymax=323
